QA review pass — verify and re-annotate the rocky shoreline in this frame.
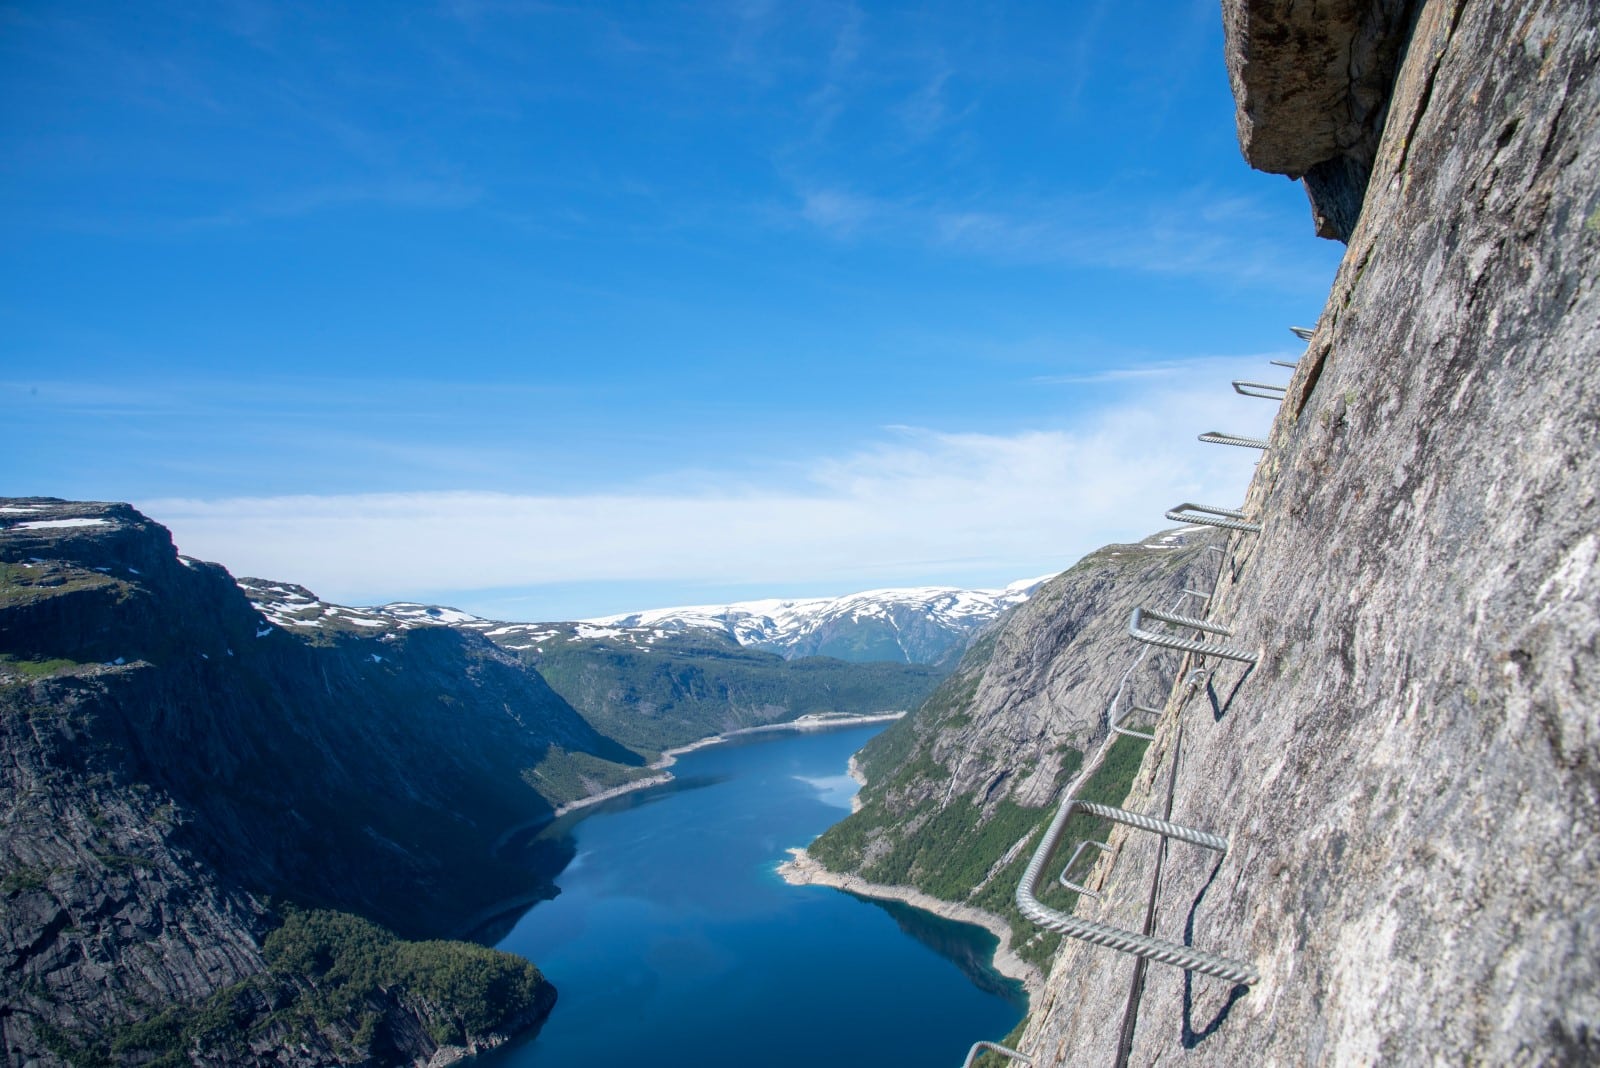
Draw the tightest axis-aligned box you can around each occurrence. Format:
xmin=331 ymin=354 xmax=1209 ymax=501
xmin=777 ymin=846 xmax=1044 ymax=999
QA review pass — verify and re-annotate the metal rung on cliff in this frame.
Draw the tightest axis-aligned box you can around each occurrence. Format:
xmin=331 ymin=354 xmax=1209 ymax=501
xmin=1110 ymin=702 xmax=1163 ymax=741
xmin=1270 ymin=358 xmax=1299 ymax=369
xmin=1232 ymin=379 xmax=1288 ymax=400
xmin=963 ymin=1041 xmax=1033 ymax=1067
xmin=1128 ymin=606 xmax=1257 ymax=664
xmin=1102 ymin=587 xmax=1206 ymax=741
xmin=1058 ymin=838 xmax=1112 ymax=897
xmin=1016 ymin=798 xmax=1258 ymax=985
xmin=1289 ymin=325 xmax=1314 ymax=341
xmin=1164 ymin=503 xmax=1262 ymax=534
xmin=1199 ymin=431 xmax=1269 ymax=450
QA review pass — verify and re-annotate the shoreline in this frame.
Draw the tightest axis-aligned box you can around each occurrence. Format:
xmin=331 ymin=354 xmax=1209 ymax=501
xmin=474 ymin=711 xmax=907 ymax=939
xmin=777 ymin=847 xmax=1045 ymax=1000
xmin=493 ymin=712 xmax=907 ymax=853
xmin=553 ymin=710 xmax=906 ymax=818
xmin=845 ymin=754 xmax=866 ymax=813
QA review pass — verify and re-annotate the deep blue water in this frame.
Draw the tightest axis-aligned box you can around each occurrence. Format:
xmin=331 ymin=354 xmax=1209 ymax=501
xmin=482 ymin=723 xmax=1024 ymax=1068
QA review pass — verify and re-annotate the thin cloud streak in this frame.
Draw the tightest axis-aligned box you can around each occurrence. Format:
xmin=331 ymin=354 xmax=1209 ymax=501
xmin=142 ymin=358 xmax=1275 ymax=614
xmin=779 ymin=182 xmax=1327 ymax=291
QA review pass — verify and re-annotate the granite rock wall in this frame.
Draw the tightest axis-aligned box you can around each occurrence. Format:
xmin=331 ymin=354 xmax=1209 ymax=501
xmin=1019 ymin=0 xmax=1598 ymax=1062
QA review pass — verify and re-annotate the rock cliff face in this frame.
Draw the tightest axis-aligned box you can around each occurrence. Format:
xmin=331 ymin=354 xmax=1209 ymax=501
xmin=1012 ymin=1 xmax=1599 ymax=1064
xmin=0 ymin=501 xmax=598 ymax=1065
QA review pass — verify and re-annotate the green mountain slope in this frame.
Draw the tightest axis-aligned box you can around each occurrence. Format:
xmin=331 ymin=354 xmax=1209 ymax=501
xmin=807 ymin=528 xmax=1222 ymax=971
xmin=514 ymin=627 xmax=946 ymax=756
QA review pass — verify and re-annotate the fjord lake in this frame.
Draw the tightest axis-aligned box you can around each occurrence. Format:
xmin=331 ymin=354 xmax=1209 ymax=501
xmin=484 ymin=723 xmax=1024 ymax=1067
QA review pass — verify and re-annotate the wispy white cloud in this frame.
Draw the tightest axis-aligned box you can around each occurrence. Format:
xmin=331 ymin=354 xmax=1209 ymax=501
xmin=894 ymin=66 xmax=958 ymax=143
xmin=252 ymin=179 xmax=482 ymax=217
xmin=801 ymin=2 xmax=864 ymax=141
xmin=141 ymin=355 xmax=1277 ymax=614
xmin=798 ymin=187 xmax=878 ymax=236
xmin=1033 ymin=354 xmax=1291 ymax=385
xmin=780 ymin=181 xmax=1324 ymax=290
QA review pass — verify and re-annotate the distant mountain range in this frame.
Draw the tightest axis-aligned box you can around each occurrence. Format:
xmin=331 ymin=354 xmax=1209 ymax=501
xmin=238 ymin=577 xmax=1047 ymax=669
xmin=234 ymin=578 xmax=1046 ymax=756
xmin=585 ymin=581 xmax=1047 ymax=666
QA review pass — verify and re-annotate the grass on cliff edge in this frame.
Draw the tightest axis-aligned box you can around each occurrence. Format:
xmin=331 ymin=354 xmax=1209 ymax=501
xmin=522 ymin=745 xmax=659 ymax=806
xmin=0 ymin=560 xmax=126 ymax=609
xmin=810 ymin=731 xmax=1151 ymax=972
xmin=63 ymin=907 xmax=550 ymax=1067
xmin=0 ymin=654 xmax=85 ymax=680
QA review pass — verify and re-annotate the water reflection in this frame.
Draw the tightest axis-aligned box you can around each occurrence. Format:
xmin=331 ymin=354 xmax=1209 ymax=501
xmin=865 ymin=897 xmax=1028 ymax=1010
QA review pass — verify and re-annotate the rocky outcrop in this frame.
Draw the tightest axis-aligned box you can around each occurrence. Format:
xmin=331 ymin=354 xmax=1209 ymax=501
xmin=1015 ymin=1 xmax=1599 ymax=1063
xmin=1223 ymin=0 xmax=1424 ymax=238
xmin=1 ymin=501 xmax=590 ymax=1065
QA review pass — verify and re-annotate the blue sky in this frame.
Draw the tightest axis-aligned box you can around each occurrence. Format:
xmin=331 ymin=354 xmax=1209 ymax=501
xmin=1 ymin=1 xmax=1342 ymax=619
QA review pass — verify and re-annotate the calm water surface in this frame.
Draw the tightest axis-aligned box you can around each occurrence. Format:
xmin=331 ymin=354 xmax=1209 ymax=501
xmin=483 ymin=723 xmax=1023 ymax=1068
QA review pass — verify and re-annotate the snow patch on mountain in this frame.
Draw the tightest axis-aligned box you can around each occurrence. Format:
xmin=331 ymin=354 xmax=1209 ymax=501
xmin=235 ymin=575 xmax=1053 ymax=666
xmin=583 ymin=576 xmax=1051 ymax=664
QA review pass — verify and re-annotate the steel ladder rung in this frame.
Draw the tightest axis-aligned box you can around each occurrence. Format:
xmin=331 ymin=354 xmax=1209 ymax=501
xmin=1058 ymin=839 xmax=1113 ymax=898
xmin=963 ymin=1041 xmax=1033 ymax=1067
xmin=1232 ymin=380 xmax=1288 ymax=400
xmin=1110 ymin=701 xmax=1162 ymax=741
xmin=1129 ymin=606 xmax=1257 ymax=664
xmin=1289 ymin=325 xmax=1314 ymax=341
xmin=1016 ymin=797 xmax=1258 ymax=985
xmin=1199 ymin=431 xmax=1269 ymax=450
xmin=1270 ymin=358 xmax=1299 ymax=369
xmin=1164 ymin=502 xmax=1262 ymax=534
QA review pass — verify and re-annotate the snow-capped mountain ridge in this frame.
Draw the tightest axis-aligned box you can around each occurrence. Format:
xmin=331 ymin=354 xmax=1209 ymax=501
xmin=585 ymin=577 xmax=1050 ymax=665
xmin=237 ymin=576 xmax=1053 ymax=667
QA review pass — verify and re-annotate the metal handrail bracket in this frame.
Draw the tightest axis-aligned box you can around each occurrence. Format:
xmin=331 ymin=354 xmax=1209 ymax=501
xmin=1165 ymin=502 xmax=1262 ymax=534
xmin=1016 ymin=798 xmax=1258 ymax=985
xmin=1232 ymin=380 xmax=1288 ymax=400
xmin=1128 ymin=606 xmax=1257 ymax=664
xmin=1198 ymin=431 xmax=1269 ymax=450
xmin=1058 ymin=839 xmax=1113 ymax=897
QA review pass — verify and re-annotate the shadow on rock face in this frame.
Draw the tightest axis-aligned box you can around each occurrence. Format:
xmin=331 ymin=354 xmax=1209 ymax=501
xmin=1203 ymin=663 xmax=1255 ymax=723
xmin=1181 ymin=856 xmax=1250 ymax=1048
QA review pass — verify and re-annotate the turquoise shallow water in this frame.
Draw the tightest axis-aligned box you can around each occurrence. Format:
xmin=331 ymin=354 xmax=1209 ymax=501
xmin=483 ymin=723 xmax=1024 ymax=1068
